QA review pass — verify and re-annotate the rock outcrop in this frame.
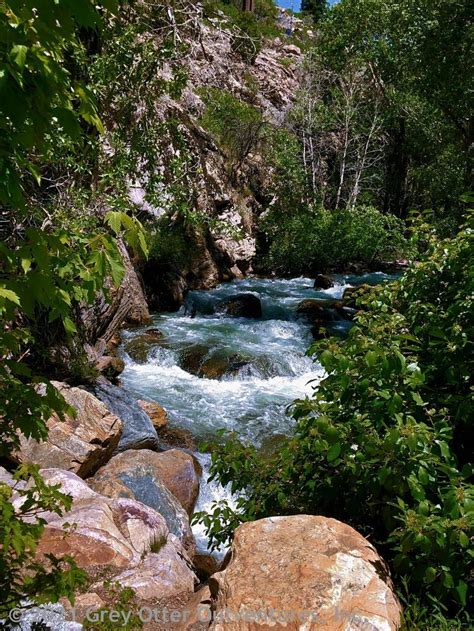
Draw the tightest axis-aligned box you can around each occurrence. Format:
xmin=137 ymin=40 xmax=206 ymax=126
xmin=14 ymin=382 xmax=122 ymax=478
xmin=89 ymin=450 xmax=196 ymax=552
xmin=80 ymin=240 xmax=150 ymax=345
xmin=35 ymin=469 xmax=197 ymax=602
xmin=209 ymin=515 xmax=402 ymax=630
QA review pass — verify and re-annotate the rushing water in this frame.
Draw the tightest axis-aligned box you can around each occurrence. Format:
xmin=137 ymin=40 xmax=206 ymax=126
xmin=119 ymin=272 xmax=395 ymax=551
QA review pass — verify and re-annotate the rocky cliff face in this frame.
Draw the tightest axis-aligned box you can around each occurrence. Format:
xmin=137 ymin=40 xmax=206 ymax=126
xmin=131 ymin=6 xmax=304 ymax=309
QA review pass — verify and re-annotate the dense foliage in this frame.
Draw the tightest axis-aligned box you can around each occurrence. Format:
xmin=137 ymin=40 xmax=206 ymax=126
xmin=262 ymin=205 xmax=408 ymax=273
xmin=198 ymin=215 xmax=474 ymax=626
xmin=0 ymin=0 xmax=149 ymax=615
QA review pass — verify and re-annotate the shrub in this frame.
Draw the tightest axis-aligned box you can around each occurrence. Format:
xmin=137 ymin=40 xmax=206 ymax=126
xmin=262 ymin=205 xmax=409 ymax=274
xmin=200 ymin=88 xmax=264 ymax=167
xmin=203 ymin=0 xmax=278 ymax=63
xmin=196 ymin=215 xmax=474 ymax=624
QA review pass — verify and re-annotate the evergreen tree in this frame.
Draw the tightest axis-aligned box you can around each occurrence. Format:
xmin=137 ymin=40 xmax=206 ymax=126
xmin=301 ymin=0 xmax=327 ymax=22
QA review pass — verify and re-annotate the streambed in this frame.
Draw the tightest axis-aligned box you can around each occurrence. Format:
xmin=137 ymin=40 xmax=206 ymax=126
xmin=118 ymin=273 xmax=394 ymax=551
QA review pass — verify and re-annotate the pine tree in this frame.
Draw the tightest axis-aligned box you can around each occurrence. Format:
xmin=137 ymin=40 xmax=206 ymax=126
xmin=301 ymin=0 xmax=327 ymax=23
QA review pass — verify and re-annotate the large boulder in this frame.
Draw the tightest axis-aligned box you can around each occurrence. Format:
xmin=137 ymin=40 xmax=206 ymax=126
xmin=218 ymin=294 xmax=262 ymax=318
xmin=35 ymin=469 xmax=197 ymax=602
xmin=89 ymin=450 xmax=196 ymax=552
xmin=13 ymin=382 xmax=122 ymax=478
xmin=93 ymin=382 xmax=160 ymax=452
xmin=209 ymin=516 xmax=402 ymax=630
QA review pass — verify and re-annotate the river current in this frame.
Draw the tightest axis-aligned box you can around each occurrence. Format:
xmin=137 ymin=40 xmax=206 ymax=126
xmin=119 ymin=273 xmax=393 ymax=551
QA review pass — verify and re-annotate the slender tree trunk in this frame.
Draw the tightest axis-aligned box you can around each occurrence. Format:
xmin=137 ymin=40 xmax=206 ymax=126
xmin=384 ymin=117 xmax=409 ymax=217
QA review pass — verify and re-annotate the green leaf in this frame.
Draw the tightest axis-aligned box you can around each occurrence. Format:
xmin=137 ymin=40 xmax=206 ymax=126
xmin=0 ymin=287 xmax=21 ymax=306
xmin=62 ymin=317 xmax=77 ymax=335
xmin=327 ymin=443 xmax=341 ymax=462
xmin=10 ymin=45 xmax=27 ymax=70
xmin=455 ymin=580 xmax=468 ymax=606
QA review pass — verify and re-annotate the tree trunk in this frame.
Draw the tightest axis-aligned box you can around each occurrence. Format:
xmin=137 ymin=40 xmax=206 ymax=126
xmin=384 ymin=117 xmax=409 ymax=217
xmin=242 ymin=0 xmax=255 ymax=11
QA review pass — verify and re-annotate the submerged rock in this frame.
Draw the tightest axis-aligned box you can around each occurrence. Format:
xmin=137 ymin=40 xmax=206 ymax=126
xmin=123 ymin=329 xmax=166 ymax=364
xmin=209 ymin=515 xmax=402 ymax=630
xmin=93 ymin=382 xmax=160 ymax=452
xmin=217 ymin=294 xmax=262 ymax=318
xmin=13 ymin=382 xmax=122 ymax=478
xmin=90 ymin=450 xmax=196 ymax=553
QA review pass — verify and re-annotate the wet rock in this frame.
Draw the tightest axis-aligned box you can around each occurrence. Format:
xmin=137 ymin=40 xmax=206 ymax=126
xmin=93 ymin=382 xmax=160 ymax=452
xmin=158 ymin=425 xmax=197 ymax=451
xmin=13 ymin=382 xmax=122 ymax=478
xmin=313 ymin=273 xmax=334 ymax=290
xmin=123 ymin=331 xmax=166 ymax=364
xmin=209 ymin=515 xmax=402 ymax=630
xmin=138 ymin=399 xmax=169 ymax=430
xmin=180 ymin=344 xmax=210 ymax=376
xmin=90 ymin=450 xmax=195 ymax=553
xmin=200 ymin=354 xmax=251 ymax=380
xmin=95 ymin=355 xmax=125 ymax=380
xmin=218 ymin=294 xmax=262 ymax=318
xmin=180 ymin=345 xmax=250 ymax=380
xmin=296 ymin=298 xmax=345 ymax=322
xmin=35 ymin=469 xmax=197 ymax=604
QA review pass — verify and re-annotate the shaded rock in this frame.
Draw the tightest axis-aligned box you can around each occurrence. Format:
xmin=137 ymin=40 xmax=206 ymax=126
xmin=14 ymin=382 xmax=122 ymax=478
xmin=90 ymin=450 xmax=195 ymax=553
xmin=8 ymin=603 xmax=82 ymax=631
xmin=209 ymin=515 xmax=402 ymax=630
xmin=296 ymin=298 xmax=345 ymax=322
xmin=217 ymin=294 xmax=262 ymax=318
xmin=176 ymin=586 xmax=212 ymax=631
xmin=138 ymin=399 xmax=169 ymax=430
xmin=93 ymin=382 xmax=160 ymax=452
xmin=193 ymin=552 xmax=220 ymax=580
xmin=123 ymin=331 xmax=166 ymax=364
xmin=95 ymin=355 xmax=125 ymax=380
xmin=158 ymin=426 xmax=197 ymax=451
xmin=80 ymin=239 xmax=150 ymax=345
xmin=313 ymin=273 xmax=334 ymax=290
xmin=35 ymin=469 xmax=197 ymax=604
